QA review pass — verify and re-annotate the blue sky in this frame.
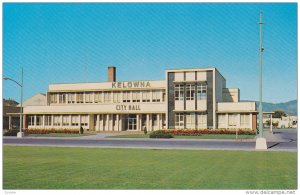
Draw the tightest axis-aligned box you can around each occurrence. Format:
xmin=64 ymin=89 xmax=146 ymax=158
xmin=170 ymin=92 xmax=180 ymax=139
xmin=3 ymin=3 xmax=297 ymax=103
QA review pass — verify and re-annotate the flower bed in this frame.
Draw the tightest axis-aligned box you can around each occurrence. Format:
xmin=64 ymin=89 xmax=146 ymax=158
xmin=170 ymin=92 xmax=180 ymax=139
xmin=164 ymin=129 xmax=256 ymax=136
xmin=23 ymin=129 xmax=79 ymax=134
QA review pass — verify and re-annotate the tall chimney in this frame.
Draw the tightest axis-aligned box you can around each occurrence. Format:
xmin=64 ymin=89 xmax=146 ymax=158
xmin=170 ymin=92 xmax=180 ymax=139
xmin=108 ymin=66 xmax=116 ymax=82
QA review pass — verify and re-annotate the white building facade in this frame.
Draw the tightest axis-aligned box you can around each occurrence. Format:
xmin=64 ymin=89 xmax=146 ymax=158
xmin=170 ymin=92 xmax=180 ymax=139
xmin=23 ymin=67 xmax=257 ymax=131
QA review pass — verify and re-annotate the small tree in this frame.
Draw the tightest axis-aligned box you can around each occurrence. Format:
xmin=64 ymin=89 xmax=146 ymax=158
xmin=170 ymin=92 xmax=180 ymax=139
xmin=273 ymin=110 xmax=287 ymax=118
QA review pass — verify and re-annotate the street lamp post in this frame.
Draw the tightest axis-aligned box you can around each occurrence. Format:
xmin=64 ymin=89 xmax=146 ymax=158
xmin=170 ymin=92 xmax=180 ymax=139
xmin=3 ymin=67 xmax=24 ymax=138
xmin=255 ymin=10 xmax=267 ymax=150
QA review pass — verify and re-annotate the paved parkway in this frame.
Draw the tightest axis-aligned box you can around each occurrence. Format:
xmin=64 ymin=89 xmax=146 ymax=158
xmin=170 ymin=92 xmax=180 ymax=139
xmin=3 ymin=129 xmax=297 ymax=151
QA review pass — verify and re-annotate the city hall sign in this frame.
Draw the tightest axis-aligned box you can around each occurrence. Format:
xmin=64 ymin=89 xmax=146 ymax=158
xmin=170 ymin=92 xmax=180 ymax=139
xmin=112 ymin=81 xmax=151 ymax=89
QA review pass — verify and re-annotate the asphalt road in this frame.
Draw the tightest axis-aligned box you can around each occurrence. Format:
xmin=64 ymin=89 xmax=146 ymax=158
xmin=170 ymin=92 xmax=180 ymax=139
xmin=3 ymin=128 xmax=297 ymax=151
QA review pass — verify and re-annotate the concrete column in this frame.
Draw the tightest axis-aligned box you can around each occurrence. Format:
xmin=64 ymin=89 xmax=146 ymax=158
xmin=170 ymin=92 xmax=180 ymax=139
xmin=34 ymin=115 xmax=37 ymax=127
xmin=42 ymin=115 xmax=45 ymax=128
xmin=116 ymin=114 xmax=120 ymax=131
xmin=106 ymin=114 xmax=109 ymax=131
xmin=136 ymin=114 xmax=140 ymax=131
xmin=51 ymin=115 xmax=54 ymax=127
xmin=8 ymin=115 xmax=12 ymax=130
xmin=119 ymin=114 xmax=123 ymax=131
xmin=146 ymin=114 xmax=150 ymax=131
xmin=100 ymin=115 xmax=104 ymax=131
xmin=23 ymin=114 xmax=27 ymax=129
xmin=96 ymin=114 xmax=99 ymax=131
xmin=158 ymin=114 xmax=161 ymax=130
xmin=149 ymin=114 xmax=153 ymax=131
xmin=89 ymin=114 xmax=95 ymax=131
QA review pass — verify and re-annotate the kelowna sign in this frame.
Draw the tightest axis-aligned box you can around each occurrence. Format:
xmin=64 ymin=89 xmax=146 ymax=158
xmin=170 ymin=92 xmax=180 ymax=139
xmin=112 ymin=81 xmax=151 ymax=89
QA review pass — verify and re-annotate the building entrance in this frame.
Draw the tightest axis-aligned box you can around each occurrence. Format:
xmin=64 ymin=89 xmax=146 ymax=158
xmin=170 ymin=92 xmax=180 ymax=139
xmin=126 ymin=114 xmax=137 ymax=130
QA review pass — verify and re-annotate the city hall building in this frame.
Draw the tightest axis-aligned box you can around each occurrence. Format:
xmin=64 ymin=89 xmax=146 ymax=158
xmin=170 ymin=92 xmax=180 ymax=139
xmin=22 ymin=66 xmax=257 ymax=131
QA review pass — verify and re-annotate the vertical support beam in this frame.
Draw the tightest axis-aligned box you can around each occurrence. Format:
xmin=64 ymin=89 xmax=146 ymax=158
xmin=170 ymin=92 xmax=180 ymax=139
xmin=42 ymin=115 xmax=45 ymax=129
xmin=34 ymin=115 xmax=37 ymax=127
xmin=96 ymin=114 xmax=99 ymax=131
xmin=119 ymin=114 xmax=122 ymax=131
xmin=100 ymin=114 xmax=104 ymax=131
xmin=146 ymin=114 xmax=150 ymax=131
xmin=8 ymin=115 xmax=12 ymax=130
xmin=116 ymin=114 xmax=120 ymax=131
xmin=136 ymin=114 xmax=140 ymax=131
xmin=23 ymin=114 xmax=27 ymax=129
xmin=158 ymin=114 xmax=161 ymax=130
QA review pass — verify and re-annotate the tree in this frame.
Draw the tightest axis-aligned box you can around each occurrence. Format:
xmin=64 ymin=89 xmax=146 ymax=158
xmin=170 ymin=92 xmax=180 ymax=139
xmin=273 ymin=110 xmax=287 ymax=118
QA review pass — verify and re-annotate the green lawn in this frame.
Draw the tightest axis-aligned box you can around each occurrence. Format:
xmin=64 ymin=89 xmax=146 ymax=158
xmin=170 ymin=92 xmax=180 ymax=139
xmin=106 ymin=134 xmax=255 ymax=139
xmin=3 ymin=146 xmax=296 ymax=189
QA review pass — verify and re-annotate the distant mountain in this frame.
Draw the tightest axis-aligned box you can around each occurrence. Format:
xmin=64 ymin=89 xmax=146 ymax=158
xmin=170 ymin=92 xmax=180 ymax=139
xmin=242 ymin=100 xmax=297 ymax=116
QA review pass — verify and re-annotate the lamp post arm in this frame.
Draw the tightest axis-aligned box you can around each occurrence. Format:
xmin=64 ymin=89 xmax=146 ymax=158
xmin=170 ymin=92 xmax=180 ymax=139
xmin=3 ymin=77 xmax=22 ymax=88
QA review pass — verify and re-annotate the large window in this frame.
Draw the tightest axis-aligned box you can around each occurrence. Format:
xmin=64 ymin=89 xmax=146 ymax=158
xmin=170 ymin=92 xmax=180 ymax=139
xmin=44 ymin=115 xmax=52 ymax=126
xmin=132 ymin=91 xmax=140 ymax=102
xmin=76 ymin=93 xmax=84 ymax=103
xmin=94 ymin=92 xmax=102 ymax=103
xmin=68 ymin=93 xmax=75 ymax=104
xmin=62 ymin=115 xmax=70 ymax=126
xmin=218 ymin=114 xmax=226 ymax=127
xmin=85 ymin=92 xmax=93 ymax=103
xmin=152 ymin=90 xmax=161 ymax=102
xmin=229 ymin=114 xmax=238 ymax=127
xmin=36 ymin=115 xmax=43 ymax=126
xmin=28 ymin=116 xmax=34 ymax=126
xmin=186 ymin=113 xmax=195 ymax=128
xmin=175 ymin=84 xmax=184 ymax=100
xmin=53 ymin=115 xmax=61 ymax=126
xmin=81 ymin=115 xmax=88 ymax=127
xmin=71 ymin=115 xmax=79 ymax=126
xmin=186 ymin=84 xmax=195 ymax=100
xmin=240 ymin=114 xmax=250 ymax=127
xmin=104 ymin=92 xmax=111 ymax=103
xmin=142 ymin=91 xmax=150 ymax=102
xmin=197 ymin=83 xmax=207 ymax=100
xmin=59 ymin=93 xmax=66 ymax=104
xmin=175 ymin=113 xmax=184 ymax=127
xmin=113 ymin=92 xmax=121 ymax=103
xmin=152 ymin=114 xmax=158 ymax=126
xmin=123 ymin=91 xmax=131 ymax=103
xmin=197 ymin=114 xmax=207 ymax=128
xmin=50 ymin=93 xmax=58 ymax=104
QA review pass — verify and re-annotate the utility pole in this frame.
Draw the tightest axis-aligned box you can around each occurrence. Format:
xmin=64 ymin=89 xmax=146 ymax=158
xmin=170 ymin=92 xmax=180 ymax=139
xmin=256 ymin=10 xmax=267 ymax=150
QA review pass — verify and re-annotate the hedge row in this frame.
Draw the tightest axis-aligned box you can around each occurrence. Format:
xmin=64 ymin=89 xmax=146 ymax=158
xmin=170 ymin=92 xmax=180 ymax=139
xmin=149 ymin=130 xmax=174 ymax=138
xmin=164 ymin=129 xmax=256 ymax=136
xmin=23 ymin=129 xmax=80 ymax=134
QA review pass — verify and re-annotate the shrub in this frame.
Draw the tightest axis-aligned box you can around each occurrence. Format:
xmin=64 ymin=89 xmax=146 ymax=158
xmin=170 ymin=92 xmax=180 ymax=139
xmin=143 ymin=127 xmax=147 ymax=135
xmin=3 ymin=129 xmax=19 ymax=136
xmin=149 ymin=130 xmax=174 ymax=138
xmin=23 ymin=129 xmax=79 ymax=134
xmin=164 ymin=129 xmax=256 ymax=136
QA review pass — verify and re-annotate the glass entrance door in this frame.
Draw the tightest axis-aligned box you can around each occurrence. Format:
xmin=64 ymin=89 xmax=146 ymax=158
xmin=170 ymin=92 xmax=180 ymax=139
xmin=127 ymin=114 xmax=137 ymax=130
